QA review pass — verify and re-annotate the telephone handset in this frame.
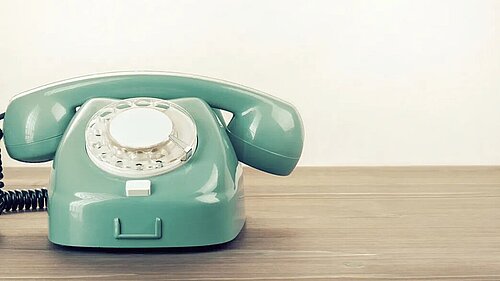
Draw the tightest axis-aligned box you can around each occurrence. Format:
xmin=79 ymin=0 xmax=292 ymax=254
xmin=4 ymin=72 xmax=303 ymax=175
xmin=0 ymin=72 xmax=304 ymax=248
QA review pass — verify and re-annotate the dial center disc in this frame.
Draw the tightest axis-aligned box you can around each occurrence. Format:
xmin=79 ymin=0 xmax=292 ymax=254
xmin=108 ymin=107 xmax=173 ymax=149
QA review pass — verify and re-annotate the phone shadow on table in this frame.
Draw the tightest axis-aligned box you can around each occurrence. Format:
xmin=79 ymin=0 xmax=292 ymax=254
xmin=49 ymin=223 xmax=248 ymax=255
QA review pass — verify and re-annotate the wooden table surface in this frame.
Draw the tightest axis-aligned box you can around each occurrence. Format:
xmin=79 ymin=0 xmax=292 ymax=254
xmin=1 ymin=167 xmax=500 ymax=280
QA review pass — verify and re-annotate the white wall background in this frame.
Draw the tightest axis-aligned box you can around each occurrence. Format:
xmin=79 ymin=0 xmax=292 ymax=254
xmin=0 ymin=0 xmax=499 ymax=167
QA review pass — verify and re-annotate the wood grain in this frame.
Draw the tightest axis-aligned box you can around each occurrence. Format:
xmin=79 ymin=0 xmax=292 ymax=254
xmin=1 ymin=167 xmax=500 ymax=280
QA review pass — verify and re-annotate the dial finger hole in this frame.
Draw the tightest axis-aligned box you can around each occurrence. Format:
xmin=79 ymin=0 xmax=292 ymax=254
xmin=155 ymin=102 xmax=170 ymax=110
xmin=115 ymin=101 xmax=132 ymax=110
xmin=100 ymin=109 xmax=114 ymax=117
xmin=134 ymin=99 xmax=151 ymax=107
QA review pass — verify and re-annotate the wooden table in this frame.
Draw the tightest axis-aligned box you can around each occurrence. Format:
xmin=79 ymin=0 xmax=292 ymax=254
xmin=1 ymin=167 xmax=500 ymax=280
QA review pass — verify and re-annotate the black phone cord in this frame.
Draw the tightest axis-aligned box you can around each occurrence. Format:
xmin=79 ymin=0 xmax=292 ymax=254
xmin=0 ymin=113 xmax=48 ymax=214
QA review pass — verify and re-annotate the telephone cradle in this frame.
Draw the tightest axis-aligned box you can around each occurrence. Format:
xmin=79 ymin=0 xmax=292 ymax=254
xmin=0 ymin=72 xmax=304 ymax=248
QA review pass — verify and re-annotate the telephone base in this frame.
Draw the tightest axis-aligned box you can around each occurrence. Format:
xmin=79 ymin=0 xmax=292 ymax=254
xmin=47 ymin=172 xmax=246 ymax=248
xmin=46 ymin=97 xmax=246 ymax=248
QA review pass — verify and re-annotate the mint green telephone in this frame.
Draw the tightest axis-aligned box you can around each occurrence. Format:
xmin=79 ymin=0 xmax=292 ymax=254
xmin=0 ymin=72 xmax=304 ymax=248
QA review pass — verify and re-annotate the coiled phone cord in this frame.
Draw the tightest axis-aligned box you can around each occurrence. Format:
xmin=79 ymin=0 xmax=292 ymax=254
xmin=0 ymin=112 xmax=48 ymax=214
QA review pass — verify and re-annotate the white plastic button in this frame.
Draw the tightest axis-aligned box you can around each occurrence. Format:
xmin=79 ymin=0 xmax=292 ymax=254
xmin=126 ymin=180 xmax=151 ymax=197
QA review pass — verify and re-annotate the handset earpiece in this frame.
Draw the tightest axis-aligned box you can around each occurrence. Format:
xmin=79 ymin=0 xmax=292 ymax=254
xmin=3 ymin=72 xmax=303 ymax=175
xmin=225 ymin=97 xmax=303 ymax=175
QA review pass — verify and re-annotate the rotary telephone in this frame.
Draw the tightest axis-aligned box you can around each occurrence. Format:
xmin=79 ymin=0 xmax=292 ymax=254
xmin=0 ymin=72 xmax=304 ymax=248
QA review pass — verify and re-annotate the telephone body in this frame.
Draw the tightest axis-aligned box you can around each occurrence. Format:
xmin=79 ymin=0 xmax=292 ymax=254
xmin=1 ymin=72 xmax=304 ymax=248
